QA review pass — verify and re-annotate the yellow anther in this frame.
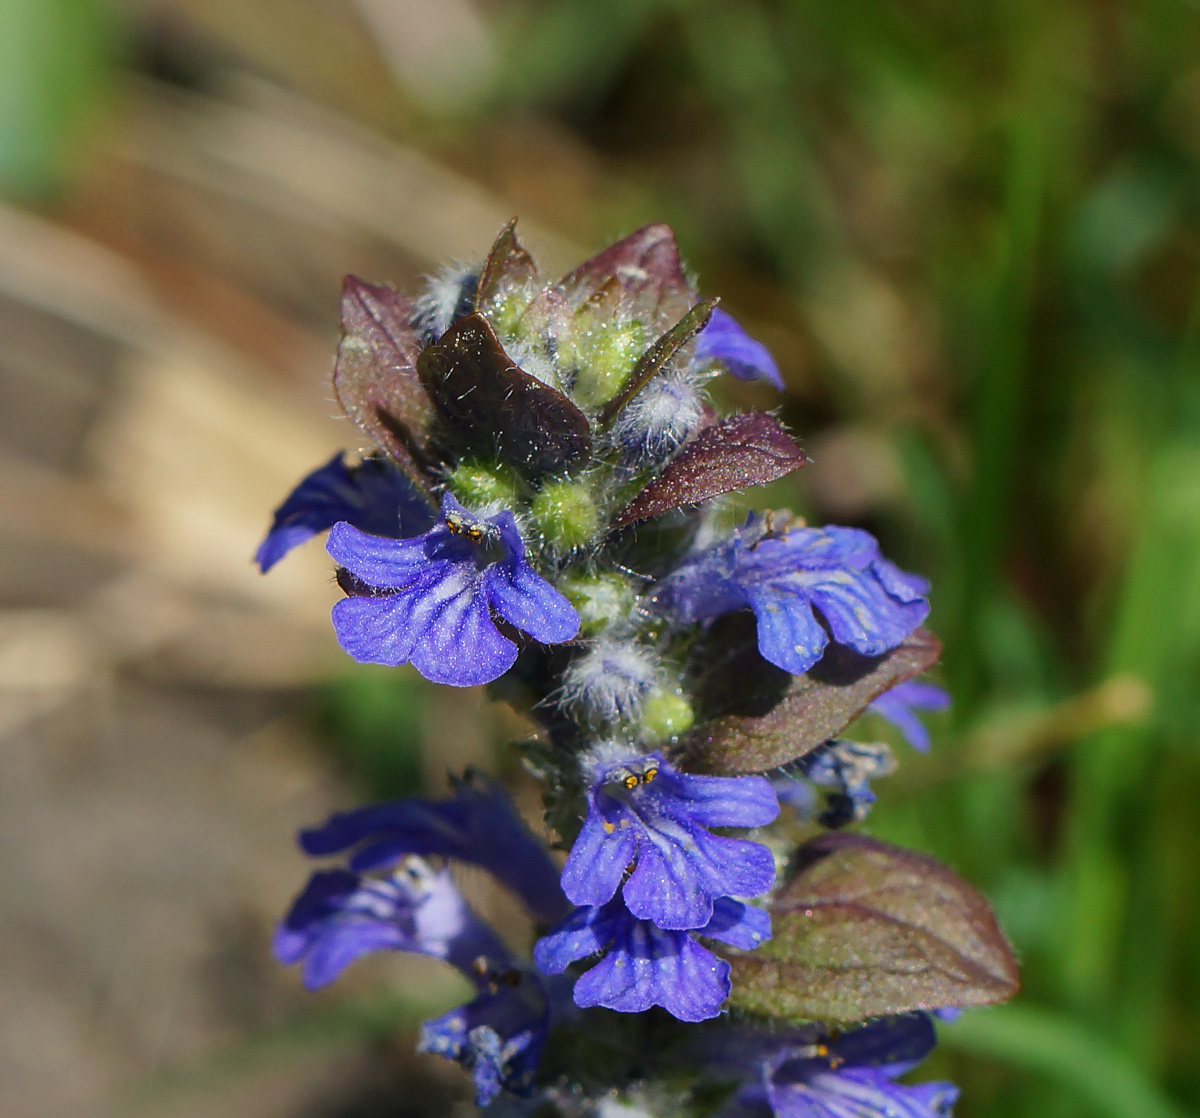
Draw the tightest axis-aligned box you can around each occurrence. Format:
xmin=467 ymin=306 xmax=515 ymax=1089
xmin=623 ymin=774 xmax=639 ymax=790
xmin=603 ymin=821 xmax=615 ymax=834
xmin=642 ymin=767 xmax=658 ymax=783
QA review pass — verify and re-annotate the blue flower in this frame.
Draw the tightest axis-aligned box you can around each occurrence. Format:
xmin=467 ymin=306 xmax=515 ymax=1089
xmin=328 ymin=492 xmax=579 ymax=686
xmin=297 ymin=772 xmax=568 ymax=925
xmin=650 ymin=516 xmax=929 ymax=676
xmin=419 ymin=966 xmax=552 ymax=1107
xmin=711 ymin=1015 xmax=958 ymax=1118
xmin=796 ymin=738 xmax=896 ymax=828
xmin=256 ymin=453 xmax=433 ymax=572
xmin=276 ymin=852 xmax=552 ymax=1107
xmin=561 ymin=749 xmax=778 ymax=930
xmin=759 ymin=1015 xmax=958 ymax=1118
xmin=274 ymin=857 xmax=510 ymax=990
xmin=534 ymin=895 xmax=770 ymax=1022
xmin=696 ymin=307 xmax=784 ymax=390
xmin=868 ymin=680 xmax=951 ymax=753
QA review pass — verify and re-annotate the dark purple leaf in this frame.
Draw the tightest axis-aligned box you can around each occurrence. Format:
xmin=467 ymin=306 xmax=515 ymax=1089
xmin=333 ymin=276 xmax=435 ymax=493
xmin=612 ymin=413 xmax=807 ymax=528
xmin=598 ymin=298 xmax=718 ymax=427
xmin=727 ymin=832 xmax=1019 ymax=1023
xmin=417 ymin=313 xmax=592 ymax=479
xmin=476 ymin=219 xmax=539 ymax=310
xmin=677 ymin=626 xmax=942 ymax=776
xmin=562 ymin=224 xmax=699 ymax=332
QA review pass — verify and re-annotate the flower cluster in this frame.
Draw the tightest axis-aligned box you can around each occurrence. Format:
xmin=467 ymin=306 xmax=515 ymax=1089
xmin=260 ymin=223 xmax=1013 ymax=1113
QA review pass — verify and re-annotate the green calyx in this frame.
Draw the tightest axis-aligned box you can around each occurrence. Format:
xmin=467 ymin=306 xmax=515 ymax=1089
xmin=570 ymin=320 xmax=646 ymax=409
xmin=559 ymin=572 xmax=636 ymax=634
xmin=639 ymin=689 xmax=695 ymax=742
xmin=447 ymin=460 xmax=522 ymax=510
xmin=530 ymin=479 xmax=600 ymax=551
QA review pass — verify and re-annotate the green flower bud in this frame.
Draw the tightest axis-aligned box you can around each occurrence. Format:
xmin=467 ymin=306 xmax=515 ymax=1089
xmin=530 ymin=480 xmax=600 ymax=551
xmin=559 ymin=572 xmax=635 ymax=634
xmin=640 ymin=689 xmax=695 ymax=742
xmin=448 ymin=460 xmax=522 ymax=510
xmin=571 ymin=321 xmax=646 ymax=409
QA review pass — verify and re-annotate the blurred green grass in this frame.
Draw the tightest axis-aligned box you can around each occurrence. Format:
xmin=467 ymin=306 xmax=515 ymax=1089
xmin=6 ymin=0 xmax=1200 ymax=1113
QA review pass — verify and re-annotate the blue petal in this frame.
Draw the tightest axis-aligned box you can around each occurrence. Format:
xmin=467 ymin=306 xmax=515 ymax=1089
xmin=649 ymin=521 xmax=930 ymax=677
xmin=297 ymin=775 xmax=568 ymax=925
xmin=567 ymin=755 xmax=778 ymax=930
xmin=767 ymin=1065 xmax=956 ymax=1118
xmin=483 ymin=517 xmax=580 ymax=644
xmin=328 ymin=498 xmax=577 ymax=686
xmin=418 ymin=979 xmax=548 ymax=1106
xmin=622 ymin=820 xmax=777 ymax=930
xmin=572 ymin=918 xmax=731 ymax=1022
xmin=874 ymin=556 xmax=931 ymax=602
xmin=805 ymin=569 xmax=929 ymax=657
xmin=273 ymin=863 xmax=502 ymax=991
xmin=331 ymin=562 xmax=519 ymax=685
xmin=660 ymin=767 xmax=780 ymax=829
xmin=831 ymin=1014 xmax=938 ymax=1073
xmin=868 ymin=682 xmax=951 ymax=754
xmin=327 ymin=520 xmax=441 ymax=585
xmin=294 ymin=914 xmax=411 ymax=990
xmin=531 ymin=903 xmax=612 ymax=975
xmin=701 ymin=897 xmax=772 ymax=951
xmin=559 ymin=804 xmax=637 ymax=911
xmin=696 ymin=306 xmax=785 ymax=390
xmin=745 ymin=584 xmax=830 ymax=674
xmin=257 ymin=454 xmax=431 ymax=572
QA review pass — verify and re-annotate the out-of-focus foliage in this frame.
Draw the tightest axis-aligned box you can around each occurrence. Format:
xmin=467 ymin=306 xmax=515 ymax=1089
xmin=468 ymin=4 xmax=1200 ymax=1113
xmin=0 ymin=0 xmax=116 ymax=199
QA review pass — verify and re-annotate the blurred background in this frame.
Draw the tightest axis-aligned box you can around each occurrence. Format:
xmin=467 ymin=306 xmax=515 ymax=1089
xmin=0 ymin=0 xmax=1197 ymax=1115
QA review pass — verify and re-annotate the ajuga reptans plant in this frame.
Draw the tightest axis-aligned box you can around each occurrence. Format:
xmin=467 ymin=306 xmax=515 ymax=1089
xmin=259 ymin=223 xmax=1019 ymax=1114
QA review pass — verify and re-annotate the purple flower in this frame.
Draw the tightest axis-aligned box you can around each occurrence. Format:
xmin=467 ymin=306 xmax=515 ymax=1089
xmin=534 ymin=895 xmax=770 ymax=1022
xmin=868 ymin=681 xmax=951 ymax=753
xmin=697 ymin=307 xmax=785 ymax=390
xmin=328 ymin=492 xmax=579 ymax=686
xmin=712 ymin=1015 xmax=958 ymax=1118
xmin=561 ymin=749 xmax=778 ymax=930
xmin=256 ymin=453 xmax=433 ymax=572
xmin=276 ymin=852 xmax=552 ymax=1106
xmin=419 ymin=966 xmax=551 ymax=1106
xmin=796 ymin=738 xmax=896 ymax=828
xmin=273 ymin=858 xmax=509 ymax=990
xmin=758 ymin=1015 xmax=959 ymax=1118
xmin=650 ymin=516 xmax=929 ymax=676
xmin=297 ymin=772 xmax=568 ymax=925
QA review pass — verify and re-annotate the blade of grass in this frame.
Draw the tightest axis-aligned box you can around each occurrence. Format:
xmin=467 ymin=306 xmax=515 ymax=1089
xmin=940 ymin=1005 xmax=1191 ymax=1118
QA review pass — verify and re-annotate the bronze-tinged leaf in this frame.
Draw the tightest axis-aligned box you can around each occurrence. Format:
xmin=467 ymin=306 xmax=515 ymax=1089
xmin=476 ymin=219 xmax=539 ymax=310
xmin=599 ymin=298 xmax=718 ymax=427
xmin=333 ymin=276 xmax=435 ymax=493
xmin=727 ymin=833 xmax=1019 ymax=1023
xmin=417 ymin=313 xmax=592 ymax=479
xmin=678 ymin=627 xmax=942 ymax=775
xmin=612 ymin=413 xmax=807 ymax=528
xmin=562 ymin=224 xmax=699 ymax=331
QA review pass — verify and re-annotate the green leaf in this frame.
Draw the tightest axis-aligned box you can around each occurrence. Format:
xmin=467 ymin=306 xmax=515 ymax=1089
xmin=727 ymin=832 xmax=1019 ymax=1023
xmin=678 ymin=625 xmax=942 ymax=775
